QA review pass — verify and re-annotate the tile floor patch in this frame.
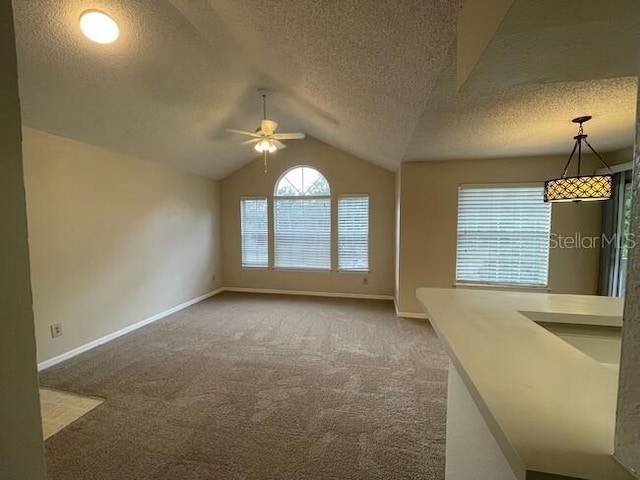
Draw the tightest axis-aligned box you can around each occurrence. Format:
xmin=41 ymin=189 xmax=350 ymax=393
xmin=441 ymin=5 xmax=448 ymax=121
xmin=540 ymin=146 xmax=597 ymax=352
xmin=40 ymin=388 xmax=104 ymax=439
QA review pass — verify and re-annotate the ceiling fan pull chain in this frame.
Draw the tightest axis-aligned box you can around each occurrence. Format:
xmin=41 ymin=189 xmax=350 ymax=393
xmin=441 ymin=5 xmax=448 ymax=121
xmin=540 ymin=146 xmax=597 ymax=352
xmin=264 ymin=151 xmax=268 ymax=173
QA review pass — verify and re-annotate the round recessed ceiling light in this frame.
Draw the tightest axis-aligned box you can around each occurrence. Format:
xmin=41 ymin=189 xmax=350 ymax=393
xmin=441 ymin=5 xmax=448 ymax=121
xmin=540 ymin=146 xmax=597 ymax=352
xmin=79 ymin=10 xmax=119 ymax=44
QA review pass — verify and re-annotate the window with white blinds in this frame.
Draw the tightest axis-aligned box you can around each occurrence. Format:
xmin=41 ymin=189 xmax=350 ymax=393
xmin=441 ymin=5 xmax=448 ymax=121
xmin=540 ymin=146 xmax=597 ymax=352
xmin=456 ymin=184 xmax=551 ymax=287
xmin=240 ymin=198 xmax=268 ymax=268
xmin=338 ymin=196 xmax=369 ymax=271
xmin=274 ymin=167 xmax=331 ymax=270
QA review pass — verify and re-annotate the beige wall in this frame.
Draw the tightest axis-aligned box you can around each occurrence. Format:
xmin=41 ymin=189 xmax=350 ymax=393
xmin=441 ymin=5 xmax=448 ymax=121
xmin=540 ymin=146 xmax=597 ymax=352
xmin=221 ymin=137 xmax=395 ymax=296
xmin=614 ymin=84 xmax=639 ymax=474
xmin=457 ymin=0 xmax=514 ymax=87
xmin=397 ymin=155 xmax=604 ymax=314
xmin=394 ymin=168 xmax=402 ymax=299
xmin=607 ymin=146 xmax=635 ymax=166
xmin=0 ymin=3 xmax=46 ymax=478
xmin=23 ymin=128 xmax=222 ymax=364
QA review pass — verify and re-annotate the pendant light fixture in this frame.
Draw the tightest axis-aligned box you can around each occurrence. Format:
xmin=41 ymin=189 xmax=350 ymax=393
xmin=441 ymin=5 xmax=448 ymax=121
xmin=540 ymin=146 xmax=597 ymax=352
xmin=544 ymin=116 xmax=612 ymax=203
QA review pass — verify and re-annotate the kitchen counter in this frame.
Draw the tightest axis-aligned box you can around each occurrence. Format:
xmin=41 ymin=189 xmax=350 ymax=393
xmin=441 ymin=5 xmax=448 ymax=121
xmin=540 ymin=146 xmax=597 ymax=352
xmin=416 ymin=287 xmax=633 ymax=480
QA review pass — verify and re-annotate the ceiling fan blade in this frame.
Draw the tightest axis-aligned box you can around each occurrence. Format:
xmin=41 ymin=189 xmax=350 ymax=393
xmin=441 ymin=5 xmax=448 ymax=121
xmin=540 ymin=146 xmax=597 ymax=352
xmin=273 ymin=132 xmax=305 ymax=140
xmin=261 ymin=119 xmax=278 ymax=135
xmin=241 ymin=138 xmax=262 ymax=145
xmin=272 ymin=139 xmax=287 ymax=150
xmin=226 ymin=128 xmax=261 ymax=138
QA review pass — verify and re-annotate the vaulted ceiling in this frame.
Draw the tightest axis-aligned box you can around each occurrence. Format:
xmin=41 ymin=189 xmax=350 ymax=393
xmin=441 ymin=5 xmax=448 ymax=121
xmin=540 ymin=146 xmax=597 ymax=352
xmin=12 ymin=0 xmax=640 ymax=179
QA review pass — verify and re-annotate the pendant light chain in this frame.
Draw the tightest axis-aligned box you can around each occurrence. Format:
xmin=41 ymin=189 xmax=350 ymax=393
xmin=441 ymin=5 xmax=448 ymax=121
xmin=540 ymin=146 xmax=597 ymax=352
xmin=559 ymin=118 xmax=611 ymax=179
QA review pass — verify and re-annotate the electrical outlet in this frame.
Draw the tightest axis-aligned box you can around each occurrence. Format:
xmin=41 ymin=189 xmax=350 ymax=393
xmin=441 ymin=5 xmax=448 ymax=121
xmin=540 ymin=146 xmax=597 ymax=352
xmin=50 ymin=323 xmax=63 ymax=338
xmin=363 ymin=277 xmax=369 ymax=286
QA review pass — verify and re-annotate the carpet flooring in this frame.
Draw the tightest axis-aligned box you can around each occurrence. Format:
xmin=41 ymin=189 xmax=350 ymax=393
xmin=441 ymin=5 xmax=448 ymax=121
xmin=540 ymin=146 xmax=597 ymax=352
xmin=40 ymin=292 xmax=448 ymax=479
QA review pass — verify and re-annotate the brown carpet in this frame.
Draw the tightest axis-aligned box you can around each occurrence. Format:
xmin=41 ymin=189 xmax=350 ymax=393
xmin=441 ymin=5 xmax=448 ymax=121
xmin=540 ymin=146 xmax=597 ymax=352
xmin=40 ymin=292 xmax=448 ymax=479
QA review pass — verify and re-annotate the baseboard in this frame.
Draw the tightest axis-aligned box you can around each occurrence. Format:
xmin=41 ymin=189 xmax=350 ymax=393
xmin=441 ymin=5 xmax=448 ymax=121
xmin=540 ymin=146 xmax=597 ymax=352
xmin=396 ymin=311 xmax=428 ymax=320
xmin=37 ymin=288 xmax=224 ymax=371
xmin=393 ymin=298 xmax=428 ymax=319
xmin=223 ymin=287 xmax=393 ymax=301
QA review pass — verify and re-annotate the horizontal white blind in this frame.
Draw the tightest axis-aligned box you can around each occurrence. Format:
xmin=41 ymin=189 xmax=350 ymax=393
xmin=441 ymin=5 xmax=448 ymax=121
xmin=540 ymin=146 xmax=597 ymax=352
xmin=456 ymin=185 xmax=551 ymax=286
xmin=240 ymin=198 xmax=268 ymax=268
xmin=275 ymin=198 xmax=331 ymax=269
xmin=338 ymin=196 xmax=369 ymax=271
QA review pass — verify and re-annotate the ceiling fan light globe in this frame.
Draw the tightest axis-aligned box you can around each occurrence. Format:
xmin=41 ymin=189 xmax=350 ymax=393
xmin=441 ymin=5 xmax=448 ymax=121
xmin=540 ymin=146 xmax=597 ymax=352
xmin=255 ymin=139 xmax=275 ymax=153
xmin=254 ymin=140 xmax=268 ymax=152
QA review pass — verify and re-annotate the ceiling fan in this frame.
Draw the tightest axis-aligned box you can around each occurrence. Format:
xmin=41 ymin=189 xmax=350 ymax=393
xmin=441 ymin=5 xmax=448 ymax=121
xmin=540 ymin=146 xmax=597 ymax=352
xmin=227 ymin=88 xmax=305 ymax=156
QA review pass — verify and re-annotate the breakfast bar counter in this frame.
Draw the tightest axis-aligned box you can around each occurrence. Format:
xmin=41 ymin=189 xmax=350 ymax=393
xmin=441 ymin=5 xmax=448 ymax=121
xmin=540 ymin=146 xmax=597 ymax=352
xmin=416 ymin=288 xmax=633 ymax=480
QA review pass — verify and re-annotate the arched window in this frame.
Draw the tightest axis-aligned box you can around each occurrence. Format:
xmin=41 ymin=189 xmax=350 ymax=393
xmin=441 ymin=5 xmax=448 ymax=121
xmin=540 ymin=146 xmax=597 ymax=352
xmin=274 ymin=166 xmax=331 ymax=269
xmin=274 ymin=166 xmax=330 ymax=197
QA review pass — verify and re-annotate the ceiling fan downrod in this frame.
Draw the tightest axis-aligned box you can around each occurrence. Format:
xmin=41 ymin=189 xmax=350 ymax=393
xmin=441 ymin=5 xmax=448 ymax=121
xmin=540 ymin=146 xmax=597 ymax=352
xmin=258 ymin=87 xmax=270 ymax=122
xmin=262 ymin=94 xmax=267 ymax=121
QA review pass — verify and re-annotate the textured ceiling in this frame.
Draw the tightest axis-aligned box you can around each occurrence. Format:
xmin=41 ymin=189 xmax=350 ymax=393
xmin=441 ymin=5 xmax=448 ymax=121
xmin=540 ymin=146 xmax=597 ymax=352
xmin=12 ymin=0 xmax=640 ymax=179
xmin=405 ymin=59 xmax=638 ymax=161
xmin=404 ymin=0 xmax=640 ymax=161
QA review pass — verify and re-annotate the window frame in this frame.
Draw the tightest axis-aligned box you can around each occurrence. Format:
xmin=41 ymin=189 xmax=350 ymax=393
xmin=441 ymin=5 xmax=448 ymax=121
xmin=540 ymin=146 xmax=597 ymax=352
xmin=239 ymin=196 xmax=269 ymax=269
xmin=455 ymin=182 xmax=551 ymax=289
xmin=274 ymin=165 xmax=331 ymax=197
xmin=337 ymin=194 xmax=370 ymax=273
xmin=273 ymin=166 xmax=332 ymax=271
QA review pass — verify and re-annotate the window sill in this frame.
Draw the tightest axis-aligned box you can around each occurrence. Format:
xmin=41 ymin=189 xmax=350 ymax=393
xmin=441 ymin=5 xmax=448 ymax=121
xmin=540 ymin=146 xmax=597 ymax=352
xmin=454 ymin=282 xmax=551 ymax=292
xmin=273 ymin=267 xmax=332 ymax=273
xmin=241 ymin=267 xmax=371 ymax=274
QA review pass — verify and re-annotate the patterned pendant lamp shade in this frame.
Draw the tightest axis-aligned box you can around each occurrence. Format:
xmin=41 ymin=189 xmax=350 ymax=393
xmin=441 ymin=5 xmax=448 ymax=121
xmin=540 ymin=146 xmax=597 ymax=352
xmin=544 ymin=175 xmax=612 ymax=202
xmin=544 ymin=116 xmax=613 ymax=203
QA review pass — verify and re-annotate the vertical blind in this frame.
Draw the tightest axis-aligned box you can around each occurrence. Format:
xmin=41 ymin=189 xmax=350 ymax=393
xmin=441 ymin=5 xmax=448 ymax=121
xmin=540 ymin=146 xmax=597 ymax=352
xmin=456 ymin=185 xmax=551 ymax=286
xmin=338 ymin=196 xmax=369 ymax=271
xmin=240 ymin=198 xmax=268 ymax=267
xmin=274 ymin=198 xmax=331 ymax=269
